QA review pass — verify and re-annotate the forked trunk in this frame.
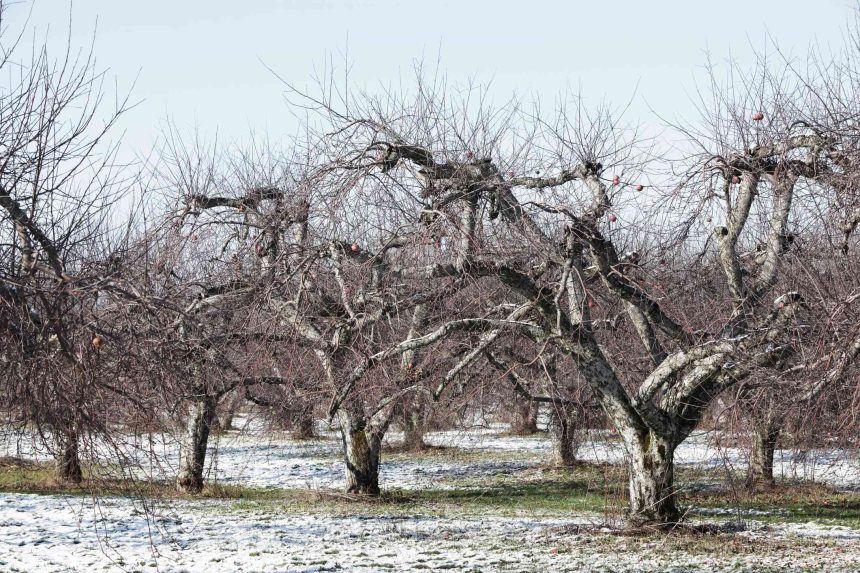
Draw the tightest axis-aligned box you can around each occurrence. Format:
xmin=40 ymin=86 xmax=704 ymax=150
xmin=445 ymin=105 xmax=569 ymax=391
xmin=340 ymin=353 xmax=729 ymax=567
xmin=625 ymin=431 xmax=680 ymax=525
xmin=177 ymin=395 xmax=217 ymax=494
xmin=550 ymin=406 xmax=579 ymax=467
xmin=510 ymin=398 xmax=538 ymax=435
xmin=56 ymin=429 xmax=83 ymax=484
xmin=747 ymin=423 xmax=780 ymax=487
xmin=338 ymin=410 xmax=381 ymax=495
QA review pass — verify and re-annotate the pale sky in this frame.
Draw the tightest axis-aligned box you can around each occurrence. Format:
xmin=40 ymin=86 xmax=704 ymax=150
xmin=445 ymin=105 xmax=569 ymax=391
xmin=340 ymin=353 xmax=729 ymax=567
xmin=10 ymin=0 xmax=856 ymax=161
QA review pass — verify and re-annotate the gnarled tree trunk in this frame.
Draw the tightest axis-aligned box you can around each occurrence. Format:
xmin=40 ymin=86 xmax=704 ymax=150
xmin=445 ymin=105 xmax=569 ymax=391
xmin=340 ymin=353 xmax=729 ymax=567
xmin=338 ymin=409 xmax=382 ymax=494
xmin=550 ymin=406 xmax=579 ymax=467
xmin=625 ymin=430 xmax=680 ymax=525
xmin=55 ymin=429 xmax=83 ymax=484
xmin=177 ymin=395 xmax=217 ymax=494
xmin=747 ymin=423 xmax=780 ymax=487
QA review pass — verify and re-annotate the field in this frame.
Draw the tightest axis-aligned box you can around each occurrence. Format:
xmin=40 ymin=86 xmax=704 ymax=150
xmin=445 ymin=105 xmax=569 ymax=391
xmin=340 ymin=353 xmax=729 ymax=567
xmin=1 ymin=418 xmax=859 ymax=572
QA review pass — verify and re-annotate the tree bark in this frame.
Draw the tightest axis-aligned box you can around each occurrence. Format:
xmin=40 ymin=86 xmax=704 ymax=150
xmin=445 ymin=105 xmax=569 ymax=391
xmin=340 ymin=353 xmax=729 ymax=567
xmin=338 ymin=409 xmax=381 ymax=495
xmin=550 ymin=406 xmax=579 ymax=467
xmin=291 ymin=411 xmax=316 ymax=440
xmin=399 ymin=304 xmax=428 ymax=451
xmin=747 ymin=423 xmax=780 ymax=487
xmin=625 ymin=430 xmax=680 ymax=525
xmin=213 ymin=391 xmax=242 ymax=433
xmin=55 ymin=429 xmax=83 ymax=484
xmin=401 ymin=401 xmax=427 ymax=451
xmin=177 ymin=395 xmax=217 ymax=494
xmin=510 ymin=397 xmax=539 ymax=435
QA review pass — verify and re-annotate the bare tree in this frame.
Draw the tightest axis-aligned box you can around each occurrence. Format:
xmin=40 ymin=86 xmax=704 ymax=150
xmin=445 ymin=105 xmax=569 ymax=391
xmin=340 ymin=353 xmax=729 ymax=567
xmin=0 ymin=3 xmax=134 ymax=483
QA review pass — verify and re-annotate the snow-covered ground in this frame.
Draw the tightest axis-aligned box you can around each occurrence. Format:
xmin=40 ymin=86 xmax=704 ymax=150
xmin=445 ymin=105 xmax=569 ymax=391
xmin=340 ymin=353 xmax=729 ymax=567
xmin=2 ymin=492 xmax=860 ymax=573
xmin=2 ymin=421 xmax=860 ymax=572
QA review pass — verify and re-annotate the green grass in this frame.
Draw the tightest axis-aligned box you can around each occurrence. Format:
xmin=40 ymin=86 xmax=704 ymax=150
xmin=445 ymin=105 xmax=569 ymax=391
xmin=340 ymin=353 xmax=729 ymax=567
xmin=685 ymin=482 xmax=860 ymax=527
xmin=414 ymin=463 xmax=627 ymax=514
xmin=407 ymin=478 xmax=614 ymax=515
xmin=0 ymin=458 xmax=55 ymax=490
xmin=0 ymin=456 xmax=286 ymax=500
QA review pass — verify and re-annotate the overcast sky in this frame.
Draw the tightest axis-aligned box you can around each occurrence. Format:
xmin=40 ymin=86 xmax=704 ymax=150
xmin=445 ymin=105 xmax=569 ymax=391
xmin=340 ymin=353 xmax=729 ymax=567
xmin=10 ymin=0 xmax=856 ymax=161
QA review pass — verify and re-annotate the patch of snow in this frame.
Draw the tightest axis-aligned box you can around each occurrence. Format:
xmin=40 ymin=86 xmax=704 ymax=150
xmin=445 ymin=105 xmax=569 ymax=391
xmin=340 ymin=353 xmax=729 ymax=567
xmin=2 ymin=493 xmax=859 ymax=572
